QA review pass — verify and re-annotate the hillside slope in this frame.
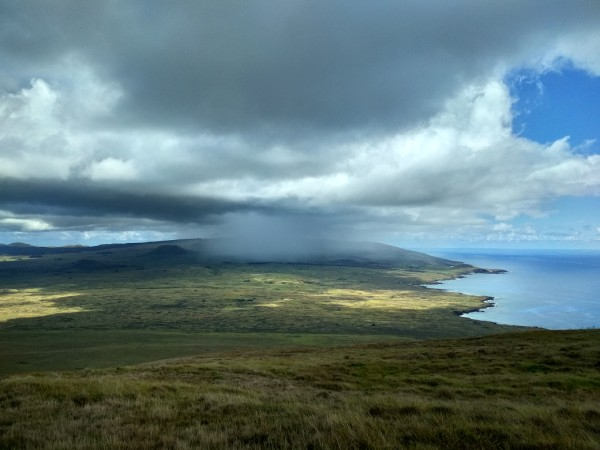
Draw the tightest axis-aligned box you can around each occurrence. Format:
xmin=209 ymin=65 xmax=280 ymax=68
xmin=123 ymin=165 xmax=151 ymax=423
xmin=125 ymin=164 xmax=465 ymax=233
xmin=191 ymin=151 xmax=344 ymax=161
xmin=1 ymin=329 xmax=598 ymax=449
xmin=0 ymin=238 xmax=463 ymax=269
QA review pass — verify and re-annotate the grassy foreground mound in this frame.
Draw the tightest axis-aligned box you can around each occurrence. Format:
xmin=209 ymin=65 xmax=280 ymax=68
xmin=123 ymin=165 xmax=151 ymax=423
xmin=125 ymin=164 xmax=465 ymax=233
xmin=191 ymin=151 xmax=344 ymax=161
xmin=1 ymin=329 xmax=599 ymax=449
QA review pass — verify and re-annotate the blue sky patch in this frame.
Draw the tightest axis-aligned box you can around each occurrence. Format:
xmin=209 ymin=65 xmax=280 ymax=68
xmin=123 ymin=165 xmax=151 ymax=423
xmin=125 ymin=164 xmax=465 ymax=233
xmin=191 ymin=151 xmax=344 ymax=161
xmin=508 ymin=68 xmax=600 ymax=153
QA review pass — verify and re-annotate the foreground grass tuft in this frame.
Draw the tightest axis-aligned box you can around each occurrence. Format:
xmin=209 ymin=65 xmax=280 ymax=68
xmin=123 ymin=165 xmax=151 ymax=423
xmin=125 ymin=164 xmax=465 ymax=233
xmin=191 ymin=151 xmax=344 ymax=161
xmin=1 ymin=329 xmax=599 ymax=449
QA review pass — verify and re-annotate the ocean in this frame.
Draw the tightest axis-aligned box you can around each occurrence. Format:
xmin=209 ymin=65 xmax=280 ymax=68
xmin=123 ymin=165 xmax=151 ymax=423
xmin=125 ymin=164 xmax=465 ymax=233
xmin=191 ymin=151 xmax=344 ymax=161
xmin=422 ymin=249 xmax=600 ymax=330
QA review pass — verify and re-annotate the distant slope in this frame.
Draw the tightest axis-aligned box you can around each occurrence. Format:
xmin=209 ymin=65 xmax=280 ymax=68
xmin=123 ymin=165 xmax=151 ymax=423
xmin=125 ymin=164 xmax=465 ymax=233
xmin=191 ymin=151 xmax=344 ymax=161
xmin=0 ymin=238 xmax=462 ymax=269
xmin=0 ymin=241 xmax=140 ymax=256
xmin=195 ymin=238 xmax=462 ymax=268
xmin=144 ymin=244 xmax=190 ymax=257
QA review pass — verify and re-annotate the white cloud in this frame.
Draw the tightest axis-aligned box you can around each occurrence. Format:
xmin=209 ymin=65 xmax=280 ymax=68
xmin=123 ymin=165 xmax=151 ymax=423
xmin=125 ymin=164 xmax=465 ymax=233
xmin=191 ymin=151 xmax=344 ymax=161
xmin=0 ymin=79 xmax=70 ymax=179
xmin=215 ymin=78 xmax=599 ymax=223
xmin=493 ymin=223 xmax=513 ymax=232
xmin=83 ymin=157 xmax=137 ymax=181
xmin=0 ymin=217 xmax=52 ymax=231
xmin=0 ymin=61 xmax=124 ymax=180
xmin=554 ymin=32 xmax=600 ymax=76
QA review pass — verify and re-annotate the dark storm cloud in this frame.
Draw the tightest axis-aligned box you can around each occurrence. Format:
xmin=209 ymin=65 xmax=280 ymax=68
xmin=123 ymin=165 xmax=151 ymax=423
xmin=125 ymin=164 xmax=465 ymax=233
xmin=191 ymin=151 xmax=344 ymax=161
xmin=2 ymin=0 xmax=598 ymax=137
xmin=0 ymin=178 xmax=257 ymax=224
xmin=1 ymin=1 xmax=600 ymax=245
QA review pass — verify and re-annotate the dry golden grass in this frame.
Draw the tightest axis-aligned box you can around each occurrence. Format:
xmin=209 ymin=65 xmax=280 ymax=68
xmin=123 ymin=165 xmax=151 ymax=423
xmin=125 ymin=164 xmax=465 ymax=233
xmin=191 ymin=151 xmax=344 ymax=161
xmin=0 ymin=256 xmax=29 ymax=262
xmin=0 ymin=288 xmax=86 ymax=321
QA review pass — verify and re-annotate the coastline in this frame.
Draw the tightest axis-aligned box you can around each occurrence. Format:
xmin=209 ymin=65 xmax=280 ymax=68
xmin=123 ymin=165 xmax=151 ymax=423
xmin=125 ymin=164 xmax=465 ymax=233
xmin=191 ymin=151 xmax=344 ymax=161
xmin=424 ymin=265 xmax=506 ymax=320
xmin=421 ymin=249 xmax=600 ymax=330
xmin=455 ymin=295 xmax=496 ymax=316
xmin=431 ymin=265 xmax=544 ymax=330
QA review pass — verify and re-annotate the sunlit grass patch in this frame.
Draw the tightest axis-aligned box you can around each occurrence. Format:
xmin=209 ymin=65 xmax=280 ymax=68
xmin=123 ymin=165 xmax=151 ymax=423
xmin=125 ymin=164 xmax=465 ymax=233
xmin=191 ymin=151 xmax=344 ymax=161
xmin=0 ymin=256 xmax=30 ymax=262
xmin=257 ymin=301 xmax=284 ymax=308
xmin=322 ymin=288 xmax=477 ymax=311
xmin=0 ymin=288 xmax=86 ymax=322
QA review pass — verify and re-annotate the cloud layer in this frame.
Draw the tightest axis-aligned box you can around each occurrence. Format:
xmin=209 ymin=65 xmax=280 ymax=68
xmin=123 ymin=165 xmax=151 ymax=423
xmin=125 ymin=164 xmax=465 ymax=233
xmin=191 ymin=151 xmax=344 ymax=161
xmin=1 ymin=1 xmax=600 ymax=246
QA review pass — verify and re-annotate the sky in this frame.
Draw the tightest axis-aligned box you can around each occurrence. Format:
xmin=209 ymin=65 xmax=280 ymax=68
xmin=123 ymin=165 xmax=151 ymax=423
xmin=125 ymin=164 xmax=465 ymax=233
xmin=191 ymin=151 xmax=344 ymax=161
xmin=1 ymin=1 xmax=600 ymax=250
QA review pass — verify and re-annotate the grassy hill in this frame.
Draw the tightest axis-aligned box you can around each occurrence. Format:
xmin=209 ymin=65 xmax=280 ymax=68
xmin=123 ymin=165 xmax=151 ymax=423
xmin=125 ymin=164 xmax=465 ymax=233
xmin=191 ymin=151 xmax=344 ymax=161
xmin=1 ymin=329 xmax=598 ymax=449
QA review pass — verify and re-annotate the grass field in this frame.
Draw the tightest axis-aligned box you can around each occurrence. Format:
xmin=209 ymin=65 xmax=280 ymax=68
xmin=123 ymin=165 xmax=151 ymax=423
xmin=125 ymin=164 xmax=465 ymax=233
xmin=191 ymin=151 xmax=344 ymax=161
xmin=0 ymin=246 xmax=522 ymax=375
xmin=1 ymin=329 xmax=599 ymax=449
xmin=3 ymin=242 xmax=592 ymax=448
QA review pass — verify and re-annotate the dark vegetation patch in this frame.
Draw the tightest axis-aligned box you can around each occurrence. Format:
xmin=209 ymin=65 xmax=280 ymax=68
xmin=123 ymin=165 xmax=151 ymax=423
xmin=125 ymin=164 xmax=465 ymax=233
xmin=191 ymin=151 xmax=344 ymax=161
xmin=145 ymin=245 xmax=189 ymax=257
xmin=70 ymin=259 xmax=129 ymax=272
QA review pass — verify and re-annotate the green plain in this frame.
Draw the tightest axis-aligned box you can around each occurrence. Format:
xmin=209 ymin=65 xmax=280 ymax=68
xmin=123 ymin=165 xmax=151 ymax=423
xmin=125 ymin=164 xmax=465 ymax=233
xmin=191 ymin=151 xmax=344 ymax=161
xmin=1 ymin=245 xmax=598 ymax=448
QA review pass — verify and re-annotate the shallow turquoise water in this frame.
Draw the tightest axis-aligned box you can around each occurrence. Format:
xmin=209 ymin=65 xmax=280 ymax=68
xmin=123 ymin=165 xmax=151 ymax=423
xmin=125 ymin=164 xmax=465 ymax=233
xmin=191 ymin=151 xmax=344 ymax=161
xmin=423 ymin=249 xmax=600 ymax=330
